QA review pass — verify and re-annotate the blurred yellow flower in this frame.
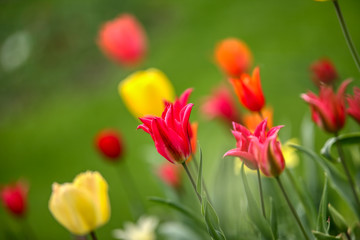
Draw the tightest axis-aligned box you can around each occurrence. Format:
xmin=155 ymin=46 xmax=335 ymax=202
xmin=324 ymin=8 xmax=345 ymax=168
xmin=49 ymin=171 xmax=110 ymax=236
xmin=119 ymin=68 xmax=175 ymax=118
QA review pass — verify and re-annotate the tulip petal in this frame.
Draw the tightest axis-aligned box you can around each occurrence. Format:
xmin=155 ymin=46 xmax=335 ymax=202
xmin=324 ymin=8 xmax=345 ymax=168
xmin=224 ymin=148 xmax=258 ymax=169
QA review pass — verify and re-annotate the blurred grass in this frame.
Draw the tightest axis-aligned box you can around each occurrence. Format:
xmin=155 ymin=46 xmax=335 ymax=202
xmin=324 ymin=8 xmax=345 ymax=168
xmin=0 ymin=0 xmax=360 ymax=239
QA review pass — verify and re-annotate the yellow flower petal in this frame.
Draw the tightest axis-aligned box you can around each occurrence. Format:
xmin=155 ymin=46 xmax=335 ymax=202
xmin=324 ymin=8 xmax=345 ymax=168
xmin=119 ymin=68 xmax=175 ymax=118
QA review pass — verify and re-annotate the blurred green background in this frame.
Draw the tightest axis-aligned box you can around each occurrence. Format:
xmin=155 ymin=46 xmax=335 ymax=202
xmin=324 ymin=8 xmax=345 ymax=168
xmin=0 ymin=0 xmax=360 ymax=239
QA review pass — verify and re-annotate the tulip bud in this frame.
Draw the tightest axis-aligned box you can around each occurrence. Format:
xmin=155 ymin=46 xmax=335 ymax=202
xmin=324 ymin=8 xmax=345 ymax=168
xmin=310 ymin=58 xmax=338 ymax=86
xmin=347 ymin=87 xmax=360 ymax=124
xmin=0 ymin=180 xmax=28 ymax=217
xmin=215 ymin=38 xmax=252 ymax=77
xmin=95 ymin=129 xmax=124 ymax=161
xmin=230 ymin=66 xmax=265 ymax=112
xmin=49 ymin=171 xmax=110 ymax=236
xmin=98 ymin=14 xmax=147 ymax=66
xmin=259 ymin=136 xmax=285 ymax=177
xmin=119 ymin=68 xmax=175 ymax=118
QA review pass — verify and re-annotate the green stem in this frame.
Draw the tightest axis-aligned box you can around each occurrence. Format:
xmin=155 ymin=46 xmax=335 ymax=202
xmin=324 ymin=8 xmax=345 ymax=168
xmin=276 ymin=177 xmax=310 ymax=240
xmin=332 ymin=0 xmax=360 ymax=73
xmin=117 ymin=162 xmax=145 ymax=218
xmin=334 ymin=132 xmax=360 ymax=208
xmin=182 ymin=162 xmax=202 ymax=203
xmin=90 ymin=231 xmax=97 ymax=240
xmin=191 ymin=154 xmax=212 ymax=203
xmin=256 ymin=169 xmax=266 ymax=219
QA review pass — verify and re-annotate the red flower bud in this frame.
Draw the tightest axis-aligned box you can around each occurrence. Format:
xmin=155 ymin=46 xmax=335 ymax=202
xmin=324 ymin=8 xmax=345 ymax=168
xmin=157 ymin=163 xmax=181 ymax=188
xmin=95 ymin=129 xmax=124 ymax=161
xmin=347 ymin=86 xmax=360 ymax=124
xmin=98 ymin=14 xmax=147 ymax=66
xmin=0 ymin=180 xmax=28 ymax=217
xmin=310 ymin=58 xmax=338 ymax=86
xmin=215 ymin=38 xmax=252 ymax=77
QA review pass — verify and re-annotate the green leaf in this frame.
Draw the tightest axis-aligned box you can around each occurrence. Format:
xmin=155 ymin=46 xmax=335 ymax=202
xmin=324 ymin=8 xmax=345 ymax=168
xmin=241 ymin=164 xmax=275 ymax=240
xmin=148 ymin=197 xmax=205 ymax=227
xmin=269 ymin=197 xmax=278 ymax=239
xmin=321 ymin=132 xmax=360 ymax=162
xmin=202 ymin=195 xmax=226 ymax=240
xmin=317 ymin=175 xmax=328 ymax=233
xmin=312 ymin=231 xmax=341 ymax=240
xmin=290 ymin=144 xmax=360 ymax=219
xmin=196 ymin=148 xmax=203 ymax=195
xmin=328 ymin=204 xmax=348 ymax=233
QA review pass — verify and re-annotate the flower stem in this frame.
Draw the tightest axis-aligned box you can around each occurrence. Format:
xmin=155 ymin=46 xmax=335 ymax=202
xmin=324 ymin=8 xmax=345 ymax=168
xmin=90 ymin=231 xmax=97 ymax=240
xmin=117 ymin=162 xmax=145 ymax=218
xmin=191 ymin=154 xmax=212 ymax=203
xmin=332 ymin=0 xmax=360 ymax=73
xmin=182 ymin=162 xmax=202 ymax=203
xmin=256 ymin=169 xmax=266 ymax=219
xmin=276 ymin=177 xmax=310 ymax=240
xmin=334 ymin=132 xmax=360 ymax=208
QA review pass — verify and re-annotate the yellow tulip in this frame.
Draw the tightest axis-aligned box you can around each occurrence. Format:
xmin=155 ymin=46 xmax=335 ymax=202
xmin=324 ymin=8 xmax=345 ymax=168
xmin=119 ymin=68 xmax=175 ymax=118
xmin=49 ymin=171 xmax=110 ymax=236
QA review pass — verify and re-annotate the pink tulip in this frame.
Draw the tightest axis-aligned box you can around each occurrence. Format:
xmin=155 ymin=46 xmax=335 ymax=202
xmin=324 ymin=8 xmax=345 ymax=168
xmin=347 ymin=87 xmax=360 ymax=124
xmin=138 ymin=89 xmax=194 ymax=164
xmin=301 ymin=79 xmax=351 ymax=133
xmin=201 ymin=85 xmax=242 ymax=126
xmin=98 ymin=14 xmax=147 ymax=66
xmin=224 ymin=119 xmax=285 ymax=177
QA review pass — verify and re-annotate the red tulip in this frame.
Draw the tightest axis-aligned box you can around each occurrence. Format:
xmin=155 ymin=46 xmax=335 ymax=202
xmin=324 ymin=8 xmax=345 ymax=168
xmin=347 ymin=86 xmax=360 ymax=124
xmin=229 ymin=66 xmax=265 ymax=112
xmin=201 ymin=85 xmax=242 ymax=126
xmin=0 ymin=180 xmax=28 ymax=217
xmin=215 ymin=38 xmax=252 ymax=77
xmin=301 ymin=79 xmax=351 ymax=133
xmin=157 ymin=162 xmax=181 ymax=188
xmin=138 ymin=89 xmax=194 ymax=164
xmin=95 ymin=129 xmax=124 ymax=161
xmin=224 ymin=119 xmax=285 ymax=177
xmin=310 ymin=58 xmax=338 ymax=86
xmin=98 ymin=14 xmax=147 ymax=66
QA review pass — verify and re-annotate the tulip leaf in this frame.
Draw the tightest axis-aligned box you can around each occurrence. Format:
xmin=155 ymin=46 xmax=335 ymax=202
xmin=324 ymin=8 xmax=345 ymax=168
xmin=269 ymin=197 xmax=278 ymax=239
xmin=148 ymin=197 xmax=204 ymax=227
xmin=317 ymin=175 xmax=328 ymax=233
xmin=321 ymin=132 xmax=360 ymax=162
xmin=328 ymin=204 xmax=348 ymax=233
xmin=312 ymin=231 xmax=341 ymax=240
xmin=241 ymin=164 xmax=275 ymax=240
xmin=201 ymin=194 xmax=226 ymax=240
xmin=196 ymin=148 xmax=203 ymax=195
xmin=290 ymin=144 xmax=360 ymax=219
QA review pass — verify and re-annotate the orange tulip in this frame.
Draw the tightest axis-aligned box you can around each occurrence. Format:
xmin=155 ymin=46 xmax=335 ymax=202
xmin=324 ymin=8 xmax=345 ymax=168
xmin=215 ymin=38 xmax=252 ymax=77
xmin=244 ymin=107 xmax=273 ymax=132
xmin=230 ymin=66 xmax=265 ymax=112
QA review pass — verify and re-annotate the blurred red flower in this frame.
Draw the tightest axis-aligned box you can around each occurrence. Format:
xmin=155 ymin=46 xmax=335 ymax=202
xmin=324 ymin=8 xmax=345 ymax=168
xmin=310 ymin=58 xmax=338 ymax=87
xmin=95 ymin=129 xmax=124 ymax=161
xmin=215 ymin=38 xmax=252 ymax=77
xmin=1 ymin=180 xmax=28 ymax=217
xmin=98 ymin=14 xmax=147 ymax=66
xmin=301 ymin=79 xmax=351 ymax=133
xmin=157 ymin=162 xmax=181 ymax=188
xmin=347 ymin=86 xmax=360 ymax=124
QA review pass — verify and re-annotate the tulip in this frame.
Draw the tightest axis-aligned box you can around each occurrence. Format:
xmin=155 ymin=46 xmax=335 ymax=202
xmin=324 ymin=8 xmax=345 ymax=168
xmin=200 ymin=85 xmax=242 ymax=126
xmin=49 ymin=171 xmax=110 ymax=236
xmin=119 ymin=68 xmax=175 ymax=118
xmin=95 ymin=129 xmax=124 ymax=161
xmin=137 ymin=89 xmax=194 ymax=164
xmin=347 ymin=86 xmax=360 ymax=124
xmin=310 ymin=58 xmax=338 ymax=86
xmin=98 ymin=14 xmax=147 ymax=66
xmin=224 ymin=119 xmax=285 ymax=177
xmin=229 ymin=66 xmax=265 ymax=112
xmin=157 ymin=162 xmax=181 ymax=188
xmin=301 ymin=79 xmax=351 ymax=133
xmin=0 ymin=180 xmax=28 ymax=217
xmin=214 ymin=38 xmax=252 ymax=76
xmin=243 ymin=107 xmax=273 ymax=132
